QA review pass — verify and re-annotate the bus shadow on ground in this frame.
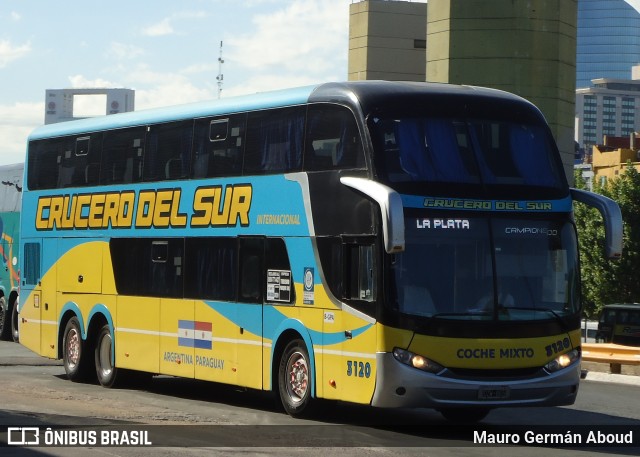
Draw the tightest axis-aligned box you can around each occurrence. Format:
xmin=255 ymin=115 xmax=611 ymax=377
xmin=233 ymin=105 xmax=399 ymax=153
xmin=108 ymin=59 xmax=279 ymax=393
xmin=101 ymin=374 xmax=640 ymax=453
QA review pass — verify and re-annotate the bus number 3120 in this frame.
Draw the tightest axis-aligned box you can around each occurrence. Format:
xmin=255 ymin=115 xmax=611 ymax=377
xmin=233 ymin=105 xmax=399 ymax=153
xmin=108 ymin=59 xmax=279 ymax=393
xmin=347 ymin=360 xmax=372 ymax=378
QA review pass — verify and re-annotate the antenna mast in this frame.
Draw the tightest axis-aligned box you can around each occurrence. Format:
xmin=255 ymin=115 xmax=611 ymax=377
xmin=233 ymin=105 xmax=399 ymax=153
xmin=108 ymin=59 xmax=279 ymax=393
xmin=216 ymin=41 xmax=224 ymax=99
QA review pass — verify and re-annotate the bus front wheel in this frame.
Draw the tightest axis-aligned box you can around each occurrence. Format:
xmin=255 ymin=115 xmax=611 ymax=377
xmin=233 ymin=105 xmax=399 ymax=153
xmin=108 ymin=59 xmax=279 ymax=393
xmin=278 ymin=339 xmax=313 ymax=417
xmin=62 ymin=317 xmax=93 ymax=382
xmin=95 ymin=324 xmax=119 ymax=387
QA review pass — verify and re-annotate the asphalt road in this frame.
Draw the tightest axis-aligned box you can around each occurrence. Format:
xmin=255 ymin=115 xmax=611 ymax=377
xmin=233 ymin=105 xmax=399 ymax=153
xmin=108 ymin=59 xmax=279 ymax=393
xmin=1 ymin=340 xmax=639 ymax=456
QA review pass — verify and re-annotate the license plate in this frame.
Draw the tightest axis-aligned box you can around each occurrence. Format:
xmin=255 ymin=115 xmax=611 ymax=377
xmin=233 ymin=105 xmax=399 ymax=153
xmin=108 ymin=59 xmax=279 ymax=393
xmin=478 ymin=386 xmax=510 ymax=400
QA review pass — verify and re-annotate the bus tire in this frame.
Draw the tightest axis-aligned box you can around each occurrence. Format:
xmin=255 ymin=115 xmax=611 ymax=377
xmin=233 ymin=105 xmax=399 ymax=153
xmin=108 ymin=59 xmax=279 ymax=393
xmin=439 ymin=407 xmax=490 ymax=423
xmin=0 ymin=296 xmax=9 ymax=341
xmin=10 ymin=298 xmax=18 ymax=342
xmin=278 ymin=339 xmax=313 ymax=417
xmin=95 ymin=324 xmax=119 ymax=388
xmin=62 ymin=316 xmax=92 ymax=382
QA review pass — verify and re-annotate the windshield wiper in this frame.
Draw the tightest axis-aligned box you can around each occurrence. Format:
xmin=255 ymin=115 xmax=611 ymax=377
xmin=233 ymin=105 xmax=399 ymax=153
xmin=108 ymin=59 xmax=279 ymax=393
xmin=501 ymin=306 xmax=568 ymax=329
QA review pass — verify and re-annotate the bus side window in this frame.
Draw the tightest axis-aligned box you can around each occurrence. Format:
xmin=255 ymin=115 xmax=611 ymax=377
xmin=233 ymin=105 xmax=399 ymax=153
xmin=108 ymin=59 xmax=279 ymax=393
xmin=192 ymin=114 xmax=245 ymax=178
xmin=144 ymin=121 xmax=193 ymax=181
xmin=101 ymin=127 xmax=146 ymax=185
xmin=23 ymin=242 xmax=41 ymax=286
xmin=239 ymin=238 xmax=264 ymax=303
xmin=27 ymin=140 xmax=62 ymax=190
xmin=184 ymin=237 xmax=237 ymax=301
xmin=305 ymin=104 xmax=365 ymax=171
xmin=346 ymin=243 xmax=376 ymax=303
xmin=244 ymin=107 xmax=305 ymax=175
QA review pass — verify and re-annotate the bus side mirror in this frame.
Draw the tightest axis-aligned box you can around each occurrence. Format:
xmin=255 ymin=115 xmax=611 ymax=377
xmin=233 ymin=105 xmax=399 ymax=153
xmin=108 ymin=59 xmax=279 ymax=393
xmin=571 ymin=188 xmax=623 ymax=260
xmin=340 ymin=177 xmax=405 ymax=254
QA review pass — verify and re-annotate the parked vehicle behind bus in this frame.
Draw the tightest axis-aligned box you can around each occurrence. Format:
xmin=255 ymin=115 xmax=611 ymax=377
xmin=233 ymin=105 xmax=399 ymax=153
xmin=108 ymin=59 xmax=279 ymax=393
xmin=18 ymin=81 xmax=622 ymax=422
xmin=596 ymin=304 xmax=640 ymax=346
xmin=0 ymin=162 xmax=22 ymax=342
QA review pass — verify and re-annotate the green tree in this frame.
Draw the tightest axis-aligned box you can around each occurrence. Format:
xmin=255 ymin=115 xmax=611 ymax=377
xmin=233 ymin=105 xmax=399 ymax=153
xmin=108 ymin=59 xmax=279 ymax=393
xmin=574 ymin=164 xmax=640 ymax=318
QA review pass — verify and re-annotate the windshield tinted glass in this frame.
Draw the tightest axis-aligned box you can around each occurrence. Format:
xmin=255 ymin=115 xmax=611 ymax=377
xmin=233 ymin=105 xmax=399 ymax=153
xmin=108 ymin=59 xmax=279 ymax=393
xmin=369 ymin=117 xmax=566 ymax=196
xmin=391 ymin=216 xmax=579 ymax=321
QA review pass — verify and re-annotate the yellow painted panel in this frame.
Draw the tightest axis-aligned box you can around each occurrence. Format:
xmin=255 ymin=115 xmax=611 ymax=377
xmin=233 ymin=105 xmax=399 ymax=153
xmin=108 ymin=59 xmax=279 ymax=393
xmin=115 ymin=295 xmax=160 ymax=373
xmin=57 ymin=241 xmax=103 ymax=294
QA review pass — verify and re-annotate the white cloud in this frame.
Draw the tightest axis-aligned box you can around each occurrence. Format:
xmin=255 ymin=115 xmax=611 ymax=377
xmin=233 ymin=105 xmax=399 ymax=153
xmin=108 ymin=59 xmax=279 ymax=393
xmin=10 ymin=11 xmax=21 ymax=21
xmin=106 ymin=42 xmax=145 ymax=60
xmin=143 ymin=18 xmax=174 ymax=37
xmin=228 ymin=0 xmax=348 ymax=76
xmin=119 ymin=64 xmax=213 ymax=109
xmin=68 ymin=74 xmax=121 ymax=89
xmin=0 ymin=40 xmax=31 ymax=68
xmin=142 ymin=11 xmax=207 ymax=37
xmin=0 ymin=102 xmax=44 ymax=166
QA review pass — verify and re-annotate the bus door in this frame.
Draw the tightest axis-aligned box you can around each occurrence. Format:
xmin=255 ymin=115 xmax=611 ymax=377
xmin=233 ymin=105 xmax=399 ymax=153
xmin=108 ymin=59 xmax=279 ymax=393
xmin=154 ymin=240 xmax=195 ymax=378
xmin=234 ymin=237 xmax=264 ymax=390
xmin=19 ymin=239 xmax=43 ymax=355
xmin=337 ymin=240 xmax=377 ymax=404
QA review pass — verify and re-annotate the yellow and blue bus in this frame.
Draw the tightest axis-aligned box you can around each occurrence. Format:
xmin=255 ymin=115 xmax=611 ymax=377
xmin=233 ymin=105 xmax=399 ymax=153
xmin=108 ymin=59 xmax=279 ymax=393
xmin=18 ymin=81 xmax=622 ymax=422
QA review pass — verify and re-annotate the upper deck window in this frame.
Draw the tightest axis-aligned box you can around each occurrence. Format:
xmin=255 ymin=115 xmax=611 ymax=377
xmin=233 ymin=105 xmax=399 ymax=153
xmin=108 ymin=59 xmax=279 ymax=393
xmin=304 ymin=104 xmax=365 ymax=171
xmin=244 ymin=106 xmax=305 ymax=174
xmin=370 ymin=116 xmax=566 ymax=196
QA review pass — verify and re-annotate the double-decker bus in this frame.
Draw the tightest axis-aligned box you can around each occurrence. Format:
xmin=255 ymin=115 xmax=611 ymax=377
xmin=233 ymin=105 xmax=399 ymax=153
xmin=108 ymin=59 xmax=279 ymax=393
xmin=18 ymin=81 xmax=622 ymax=422
xmin=0 ymin=162 xmax=22 ymax=342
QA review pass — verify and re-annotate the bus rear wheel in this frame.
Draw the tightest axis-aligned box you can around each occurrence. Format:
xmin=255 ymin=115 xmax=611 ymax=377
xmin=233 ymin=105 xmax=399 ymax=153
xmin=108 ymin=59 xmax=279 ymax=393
xmin=95 ymin=324 xmax=119 ymax=387
xmin=62 ymin=316 xmax=93 ymax=382
xmin=0 ymin=296 xmax=10 ymax=341
xmin=278 ymin=339 xmax=313 ymax=417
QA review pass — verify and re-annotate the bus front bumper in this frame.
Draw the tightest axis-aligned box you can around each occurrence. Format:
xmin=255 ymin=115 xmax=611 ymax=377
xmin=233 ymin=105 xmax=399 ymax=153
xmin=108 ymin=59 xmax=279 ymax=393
xmin=370 ymin=352 xmax=580 ymax=409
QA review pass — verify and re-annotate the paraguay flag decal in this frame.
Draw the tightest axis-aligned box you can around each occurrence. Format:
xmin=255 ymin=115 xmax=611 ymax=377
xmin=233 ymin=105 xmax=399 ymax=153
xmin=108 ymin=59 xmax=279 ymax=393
xmin=178 ymin=320 xmax=213 ymax=349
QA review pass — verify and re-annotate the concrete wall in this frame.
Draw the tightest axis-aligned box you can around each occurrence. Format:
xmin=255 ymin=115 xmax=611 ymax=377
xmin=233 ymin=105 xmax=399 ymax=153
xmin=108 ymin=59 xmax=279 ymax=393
xmin=349 ymin=0 xmax=427 ymax=81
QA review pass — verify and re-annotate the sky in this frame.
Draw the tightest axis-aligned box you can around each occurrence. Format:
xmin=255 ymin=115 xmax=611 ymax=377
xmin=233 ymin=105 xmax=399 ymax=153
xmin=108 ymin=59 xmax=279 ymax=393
xmin=3 ymin=0 xmax=640 ymax=167
xmin=0 ymin=0 xmax=355 ymax=166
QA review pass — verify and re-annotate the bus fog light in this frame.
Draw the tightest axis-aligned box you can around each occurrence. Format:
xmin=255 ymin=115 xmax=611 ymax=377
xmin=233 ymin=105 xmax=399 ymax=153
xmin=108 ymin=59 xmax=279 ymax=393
xmin=545 ymin=348 xmax=580 ymax=373
xmin=393 ymin=347 xmax=444 ymax=374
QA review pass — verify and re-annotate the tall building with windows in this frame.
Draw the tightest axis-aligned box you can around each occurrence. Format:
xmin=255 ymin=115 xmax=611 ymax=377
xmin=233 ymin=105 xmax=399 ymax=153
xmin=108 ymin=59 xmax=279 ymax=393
xmin=575 ymin=75 xmax=640 ymax=154
xmin=577 ymin=0 xmax=640 ymax=89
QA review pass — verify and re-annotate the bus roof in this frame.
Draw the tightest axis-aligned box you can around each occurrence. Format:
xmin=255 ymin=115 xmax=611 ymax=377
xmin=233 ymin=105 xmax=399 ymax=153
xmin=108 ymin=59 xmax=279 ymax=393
xmin=28 ymin=81 xmax=535 ymax=142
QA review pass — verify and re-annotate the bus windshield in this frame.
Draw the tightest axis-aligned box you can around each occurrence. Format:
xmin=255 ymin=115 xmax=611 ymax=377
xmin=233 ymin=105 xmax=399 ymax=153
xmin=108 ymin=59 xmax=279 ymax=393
xmin=369 ymin=115 xmax=566 ymax=197
xmin=391 ymin=215 xmax=579 ymax=321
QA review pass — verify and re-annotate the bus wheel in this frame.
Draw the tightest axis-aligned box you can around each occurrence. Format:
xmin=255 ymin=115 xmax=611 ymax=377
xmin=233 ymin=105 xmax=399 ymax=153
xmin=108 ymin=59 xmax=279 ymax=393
xmin=95 ymin=324 xmax=119 ymax=388
xmin=439 ymin=408 xmax=490 ymax=423
xmin=0 ymin=296 xmax=9 ymax=341
xmin=62 ymin=317 xmax=92 ymax=382
xmin=10 ymin=299 xmax=19 ymax=342
xmin=278 ymin=339 xmax=313 ymax=417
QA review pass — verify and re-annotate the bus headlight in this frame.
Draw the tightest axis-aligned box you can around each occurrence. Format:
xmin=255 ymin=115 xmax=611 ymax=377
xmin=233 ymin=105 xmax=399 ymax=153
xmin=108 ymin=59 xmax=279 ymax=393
xmin=393 ymin=347 xmax=444 ymax=374
xmin=544 ymin=348 xmax=580 ymax=373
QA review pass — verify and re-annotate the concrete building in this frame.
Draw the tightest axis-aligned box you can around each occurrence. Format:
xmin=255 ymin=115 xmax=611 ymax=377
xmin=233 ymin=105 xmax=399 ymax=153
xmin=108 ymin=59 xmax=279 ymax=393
xmin=575 ymin=73 xmax=640 ymax=154
xmin=45 ymin=88 xmax=134 ymax=125
xmin=577 ymin=0 xmax=640 ymax=89
xmin=589 ymin=134 xmax=640 ymax=187
xmin=348 ymin=0 xmax=578 ymax=182
xmin=348 ymin=0 xmax=427 ymax=81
